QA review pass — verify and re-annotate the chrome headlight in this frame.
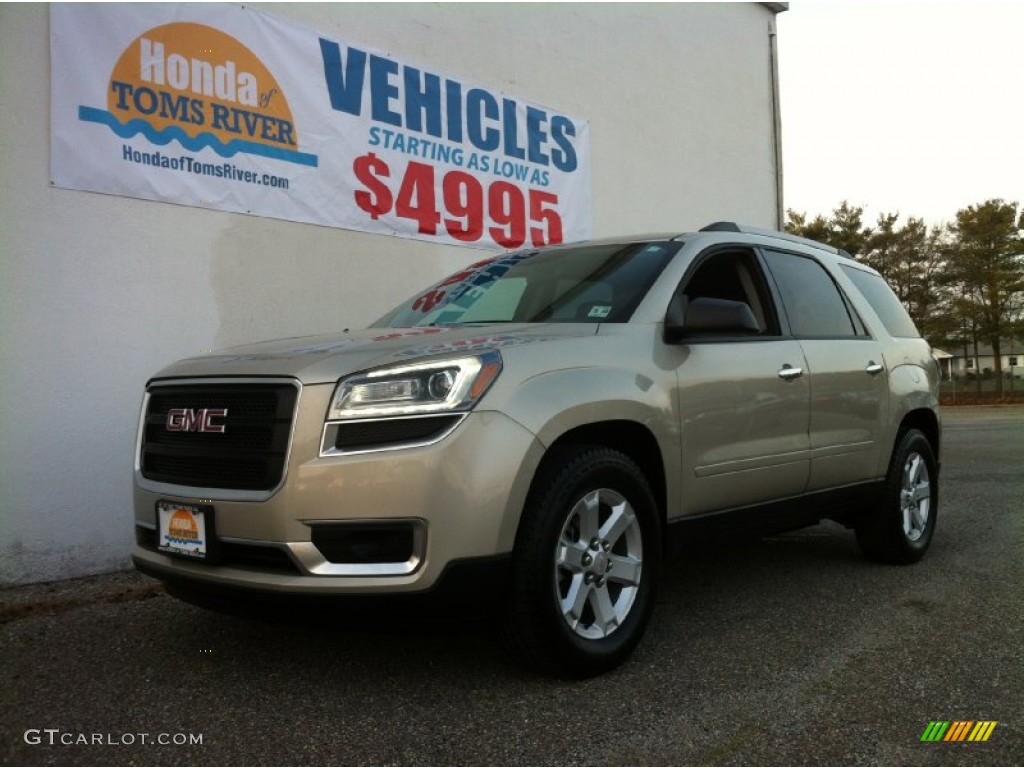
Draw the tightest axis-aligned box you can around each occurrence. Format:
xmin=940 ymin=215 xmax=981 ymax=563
xmin=327 ymin=350 xmax=503 ymax=420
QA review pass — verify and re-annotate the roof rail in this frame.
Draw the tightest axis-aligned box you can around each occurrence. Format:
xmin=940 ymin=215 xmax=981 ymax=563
xmin=699 ymin=221 xmax=840 ymax=255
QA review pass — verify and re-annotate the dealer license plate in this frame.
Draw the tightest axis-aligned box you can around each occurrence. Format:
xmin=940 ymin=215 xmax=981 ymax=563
xmin=156 ymin=501 xmax=215 ymax=561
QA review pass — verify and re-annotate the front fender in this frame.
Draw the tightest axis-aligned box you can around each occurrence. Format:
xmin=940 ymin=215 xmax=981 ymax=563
xmin=502 ymin=366 xmax=674 ymax=448
xmin=492 ymin=365 xmax=680 ymax=528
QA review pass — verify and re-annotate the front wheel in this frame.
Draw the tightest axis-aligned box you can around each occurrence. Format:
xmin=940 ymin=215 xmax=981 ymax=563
xmin=504 ymin=446 xmax=661 ymax=677
xmin=856 ymin=429 xmax=938 ymax=564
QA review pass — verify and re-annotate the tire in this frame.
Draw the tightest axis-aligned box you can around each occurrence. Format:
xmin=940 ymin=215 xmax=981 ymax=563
xmin=504 ymin=445 xmax=661 ymax=678
xmin=856 ymin=429 xmax=938 ymax=564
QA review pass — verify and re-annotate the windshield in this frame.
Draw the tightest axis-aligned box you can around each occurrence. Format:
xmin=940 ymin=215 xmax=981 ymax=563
xmin=374 ymin=241 xmax=680 ymax=328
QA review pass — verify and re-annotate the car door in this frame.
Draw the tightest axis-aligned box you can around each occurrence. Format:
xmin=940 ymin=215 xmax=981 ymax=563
xmin=761 ymin=249 xmax=889 ymax=491
xmin=668 ymin=247 xmax=812 ymax=515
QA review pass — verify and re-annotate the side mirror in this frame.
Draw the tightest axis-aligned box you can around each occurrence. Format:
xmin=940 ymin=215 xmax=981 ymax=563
xmin=664 ymin=296 xmax=760 ymax=342
xmin=664 ymin=294 xmax=689 ymax=343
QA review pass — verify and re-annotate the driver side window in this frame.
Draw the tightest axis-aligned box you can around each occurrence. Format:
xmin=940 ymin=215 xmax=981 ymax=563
xmin=680 ymin=249 xmax=779 ymax=336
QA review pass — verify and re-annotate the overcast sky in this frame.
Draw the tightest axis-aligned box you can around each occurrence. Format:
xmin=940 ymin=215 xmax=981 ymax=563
xmin=776 ymin=1 xmax=1023 ymax=227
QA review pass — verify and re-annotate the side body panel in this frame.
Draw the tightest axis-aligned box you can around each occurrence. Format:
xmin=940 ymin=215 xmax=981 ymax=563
xmin=668 ymin=339 xmax=811 ymax=515
xmin=798 ymin=338 xmax=890 ymax=490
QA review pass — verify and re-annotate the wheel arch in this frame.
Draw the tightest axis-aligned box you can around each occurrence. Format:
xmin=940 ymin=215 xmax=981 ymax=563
xmin=534 ymin=420 xmax=668 ymax=531
xmin=897 ymin=407 xmax=941 ymax=462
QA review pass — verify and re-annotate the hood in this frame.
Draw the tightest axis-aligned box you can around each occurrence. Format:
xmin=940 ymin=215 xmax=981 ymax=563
xmin=150 ymin=324 xmax=599 ymax=384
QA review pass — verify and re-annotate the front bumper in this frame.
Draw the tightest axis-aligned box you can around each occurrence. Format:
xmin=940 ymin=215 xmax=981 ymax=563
xmin=135 ymin=552 xmax=513 ymax=619
xmin=133 ymin=382 xmax=543 ymax=596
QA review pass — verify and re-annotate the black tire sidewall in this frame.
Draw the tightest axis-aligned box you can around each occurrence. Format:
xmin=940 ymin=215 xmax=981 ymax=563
xmin=894 ymin=431 xmax=939 ymax=556
xmin=509 ymin=446 xmax=661 ymax=677
xmin=859 ymin=428 xmax=939 ymax=563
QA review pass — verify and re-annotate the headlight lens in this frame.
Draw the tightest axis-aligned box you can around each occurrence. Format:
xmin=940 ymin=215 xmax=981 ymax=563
xmin=328 ymin=350 xmax=502 ymax=420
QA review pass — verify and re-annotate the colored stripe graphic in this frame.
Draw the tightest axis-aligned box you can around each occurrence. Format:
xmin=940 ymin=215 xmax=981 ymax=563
xmin=968 ymin=722 xmax=998 ymax=742
xmin=921 ymin=721 xmax=997 ymax=742
xmin=944 ymin=721 xmax=973 ymax=741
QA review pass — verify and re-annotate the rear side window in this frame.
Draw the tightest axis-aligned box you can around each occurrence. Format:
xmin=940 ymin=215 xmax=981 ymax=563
xmin=840 ymin=265 xmax=920 ymax=338
xmin=762 ymin=250 xmax=860 ymax=338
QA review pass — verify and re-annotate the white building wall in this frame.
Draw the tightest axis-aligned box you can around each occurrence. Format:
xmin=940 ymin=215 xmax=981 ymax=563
xmin=0 ymin=2 xmax=783 ymax=586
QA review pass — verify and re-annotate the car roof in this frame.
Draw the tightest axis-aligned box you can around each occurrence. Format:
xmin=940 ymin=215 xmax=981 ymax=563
xmin=535 ymin=223 xmax=858 ymax=264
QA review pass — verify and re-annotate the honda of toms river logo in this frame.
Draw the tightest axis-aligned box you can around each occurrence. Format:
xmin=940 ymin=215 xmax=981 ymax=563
xmin=166 ymin=408 xmax=228 ymax=433
xmin=78 ymin=22 xmax=317 ymax=167
xmin=166 ymin=508 xmax=202 ymax=546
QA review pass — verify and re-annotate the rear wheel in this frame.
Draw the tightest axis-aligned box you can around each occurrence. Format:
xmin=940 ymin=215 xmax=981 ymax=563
xmin=856 ymin=429 xmax=938 ymax=564
xmin=505 ymin=446 xmax=660 ymax=677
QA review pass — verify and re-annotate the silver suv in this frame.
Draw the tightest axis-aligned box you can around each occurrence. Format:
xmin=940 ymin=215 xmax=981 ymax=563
xmin=133 ymin=223 xmax=940 ymax=677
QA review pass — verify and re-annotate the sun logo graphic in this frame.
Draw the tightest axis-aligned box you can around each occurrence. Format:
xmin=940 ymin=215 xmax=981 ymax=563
xmin=78 ymin=22 xmax=317 ymax=167
xmin=167 ymin=508 xmax=201 ymax=545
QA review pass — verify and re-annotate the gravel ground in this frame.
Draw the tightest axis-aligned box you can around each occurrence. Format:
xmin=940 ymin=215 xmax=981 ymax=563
xmin=2 ymin=406 xmax=1021 ymax=766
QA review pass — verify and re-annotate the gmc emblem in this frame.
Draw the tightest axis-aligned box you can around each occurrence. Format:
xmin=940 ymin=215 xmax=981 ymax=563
xmin=166 ymin=408 xmax=228 ymax=433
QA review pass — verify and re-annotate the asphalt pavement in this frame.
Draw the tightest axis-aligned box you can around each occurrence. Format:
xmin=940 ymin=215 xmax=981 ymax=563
xmin=2 ymin=405 xmax=1021 ymax=766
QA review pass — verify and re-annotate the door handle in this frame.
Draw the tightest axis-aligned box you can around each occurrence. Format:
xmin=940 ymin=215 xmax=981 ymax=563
xmin=778 ymin=365 xmax=804 ymax=380
xmin=865 ymin=361 xmax=885 ymax=375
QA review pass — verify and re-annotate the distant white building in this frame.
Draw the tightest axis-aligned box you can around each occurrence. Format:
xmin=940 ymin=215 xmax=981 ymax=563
xmin=944 ymin=338 xmax=1024 ymax=380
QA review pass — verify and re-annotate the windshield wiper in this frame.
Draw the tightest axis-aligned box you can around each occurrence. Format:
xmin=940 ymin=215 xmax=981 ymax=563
xmin=452 ymin=320 xmax=519 ymax=325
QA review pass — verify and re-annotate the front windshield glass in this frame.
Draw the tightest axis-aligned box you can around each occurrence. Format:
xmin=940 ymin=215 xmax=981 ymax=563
xmin=374 ymin=241 xmax=680 ymax=328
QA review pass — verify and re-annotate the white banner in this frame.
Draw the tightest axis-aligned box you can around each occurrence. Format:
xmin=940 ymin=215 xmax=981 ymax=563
xmin=50 ymin=4 xmax=592 ymax=249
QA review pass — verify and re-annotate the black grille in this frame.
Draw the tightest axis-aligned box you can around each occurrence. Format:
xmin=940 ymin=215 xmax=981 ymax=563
xmin=141 ymin=383 xmax=297 ymax=490
xmin=335 ymin=415 xmax=461 ymax=451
